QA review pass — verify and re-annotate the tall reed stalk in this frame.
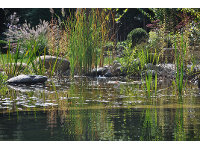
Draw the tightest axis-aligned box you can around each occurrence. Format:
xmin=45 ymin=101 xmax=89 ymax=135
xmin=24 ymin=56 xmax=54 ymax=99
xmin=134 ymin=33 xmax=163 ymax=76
xmin=174 ymin=34 xmax=187 ymax=95
xmin=0 ymin=40 xmax=49 ymax=77
xmin=139 ymin=47 xmax=159 ymax=99
xmin=2 ymin=41 xmax=26 ymax=76
xmin=62 ymin=8 xmax=111 ymax=76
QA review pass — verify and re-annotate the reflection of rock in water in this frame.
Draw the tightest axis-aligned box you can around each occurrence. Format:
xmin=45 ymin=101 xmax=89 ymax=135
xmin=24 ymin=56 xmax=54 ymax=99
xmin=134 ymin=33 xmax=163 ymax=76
xmin=7 ymin=84 xmax=46 ymax=92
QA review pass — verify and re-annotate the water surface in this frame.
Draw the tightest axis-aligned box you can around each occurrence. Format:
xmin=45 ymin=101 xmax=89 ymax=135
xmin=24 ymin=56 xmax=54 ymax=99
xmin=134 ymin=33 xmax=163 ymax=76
xmin=0 ymin=76 xmax=200 ymax=141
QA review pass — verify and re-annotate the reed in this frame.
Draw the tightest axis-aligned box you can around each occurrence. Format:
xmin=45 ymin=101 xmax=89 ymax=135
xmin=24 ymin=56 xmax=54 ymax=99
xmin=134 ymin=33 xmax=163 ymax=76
xmin=3 ymin=41 xmax=26 ymax=76
xmin=0 ymin=40 xmax=48 ymax=77
xmin=138 ymin=47 xmax=159 ymax=99
xmin=174 ymin=34 xmax=187 ymax=95
xmin=59 ymin=8 xmax=112 ymax=76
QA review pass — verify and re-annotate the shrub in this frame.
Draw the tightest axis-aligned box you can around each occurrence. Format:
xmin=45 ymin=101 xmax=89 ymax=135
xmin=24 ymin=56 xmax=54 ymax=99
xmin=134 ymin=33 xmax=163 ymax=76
xmin=0 ymin=40 xmax=7 ymax=47
xmin=127 ymin=28 xmax=148 ymax=47
xmin=3 ymin=12 xmax=49 ymax=55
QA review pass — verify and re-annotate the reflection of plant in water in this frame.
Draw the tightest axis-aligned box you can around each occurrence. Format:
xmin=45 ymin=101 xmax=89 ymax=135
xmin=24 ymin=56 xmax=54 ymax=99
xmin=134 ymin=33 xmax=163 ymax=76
xmin=140 ymin=108 xmax=164 ymax=141
xmin=174 ymin=97 xmax=186 ymax=141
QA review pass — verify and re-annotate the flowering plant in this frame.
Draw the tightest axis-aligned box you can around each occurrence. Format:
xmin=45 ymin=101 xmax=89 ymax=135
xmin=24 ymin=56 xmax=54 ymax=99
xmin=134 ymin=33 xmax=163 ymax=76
xmin=4 ymin=12 xmax=49 ymax=55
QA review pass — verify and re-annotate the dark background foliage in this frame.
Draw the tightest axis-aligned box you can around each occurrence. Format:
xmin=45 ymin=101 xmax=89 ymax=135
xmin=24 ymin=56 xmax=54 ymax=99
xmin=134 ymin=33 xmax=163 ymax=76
xmin=0 ymin=8 xmax=153 ymax=41
xmin=0 ymin=8 xmax=76 ymax=39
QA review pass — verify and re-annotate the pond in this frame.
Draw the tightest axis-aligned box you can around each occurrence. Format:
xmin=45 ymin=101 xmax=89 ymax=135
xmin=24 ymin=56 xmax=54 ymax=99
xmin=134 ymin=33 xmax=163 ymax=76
xmin=0 ymin=75 xmax=200 ymax=141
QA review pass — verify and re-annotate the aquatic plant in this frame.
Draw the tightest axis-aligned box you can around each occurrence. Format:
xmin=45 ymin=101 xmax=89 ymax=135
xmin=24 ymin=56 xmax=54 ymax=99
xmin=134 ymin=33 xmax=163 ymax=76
xmin=174 ymin=35 xmax=187 ymax=95
xmin=137 ymin=46 xmax=159 ymax=99
xmin=49 ymin=8 xmax=113 ymax=76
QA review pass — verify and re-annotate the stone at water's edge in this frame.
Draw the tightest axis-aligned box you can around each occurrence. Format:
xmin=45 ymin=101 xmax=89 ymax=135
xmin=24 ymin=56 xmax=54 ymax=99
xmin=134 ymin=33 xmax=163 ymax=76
xmin=6 ymin=75 xmax=48 ymax=84
xmin=90 ymin=67 xmax=108 ymax=77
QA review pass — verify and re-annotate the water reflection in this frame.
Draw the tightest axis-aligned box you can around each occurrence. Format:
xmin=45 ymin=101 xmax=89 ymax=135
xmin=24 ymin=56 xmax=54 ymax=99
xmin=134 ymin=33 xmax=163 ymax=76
xmin=0 ymin=77 xmax=200 ymax=140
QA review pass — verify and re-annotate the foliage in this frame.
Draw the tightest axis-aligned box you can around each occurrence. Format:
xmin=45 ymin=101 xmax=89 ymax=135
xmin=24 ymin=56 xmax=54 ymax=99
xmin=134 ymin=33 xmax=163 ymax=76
xmin=3 ymin=12 xmax=49 ymax=55
xmin=174 ymin=35 xmax=187 ymax=95
xmin=0 ymin=40 xmax=7 ymax=47
xmin=148 ymin=30 xmax=174 ymax=49
xmin=49 ymin=8 xmax=113 ymax=76
xmin=115 ymin=8 xmax=128 ymax=23
xmin=0 ymin=41 xmax=51 ymax=77
xmin=0 ymin=73 xmax=8 ymax=95
xmin=2 ymin=8 xmax=76 ymax=29
xmin=0 ymin=72 xmax=8 ymax=83
xmin=127 ymin=28 xmax=148 ymax=47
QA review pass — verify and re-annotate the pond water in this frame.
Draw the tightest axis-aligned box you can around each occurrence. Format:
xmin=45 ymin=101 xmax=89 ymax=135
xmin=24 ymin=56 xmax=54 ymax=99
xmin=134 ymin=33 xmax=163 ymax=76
xmin=0 ymin=75 xmax=200 ymax=141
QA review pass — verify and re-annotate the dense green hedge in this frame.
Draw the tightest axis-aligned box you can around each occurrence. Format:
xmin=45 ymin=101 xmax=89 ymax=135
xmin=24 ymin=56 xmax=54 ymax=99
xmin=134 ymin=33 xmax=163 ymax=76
xmin=127 ymin=28 xmax=148 ymax=47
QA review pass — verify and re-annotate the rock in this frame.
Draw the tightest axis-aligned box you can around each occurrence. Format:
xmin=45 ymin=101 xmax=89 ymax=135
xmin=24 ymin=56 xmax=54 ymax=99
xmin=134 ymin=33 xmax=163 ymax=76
xmin=62 ymin=68 xmax=70 ymax=76
xmin=112 ymin=66 xmax=127 ymax=76
xmin=35 ymin=55 xmax=70 ymax=73
xmin=113 ymin=60 xmax=119 ymax=64
xmin=145 ymin=63 xmax=157 ymax=70
xmin=104 ymin=72 xmax=113 ymax=77
xmin=91 ymin=67 xmax=108 ymax=76
xmin=112 ymin=63 xmax=121 ymax=70
xmin=6 ymin=75 xmax=48 ymax=84
xmin=146 ymin=70 xmax=156 ymax=77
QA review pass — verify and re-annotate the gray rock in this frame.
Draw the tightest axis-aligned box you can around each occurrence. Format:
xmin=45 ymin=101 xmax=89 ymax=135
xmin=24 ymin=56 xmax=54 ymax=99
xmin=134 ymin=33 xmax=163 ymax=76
xmin=112 ymin=63 xmax=121 ymax=70
xmin=62 ymin=69 xmax=70 ymax=76
xmin=91 ymin=67 xmax=108 ymax=76
xmin=104 ymin=72 xmax=113 ymax=77
xmin=35 ymin=55 xmax=70 ymax=73
xmin=113 ymin=60 xmax=119 ymax=64
xmin=112 ymin=66 xmax=127 ymax=76
xmin=6 ymin=75 xmax=48 ymax=84
xmin=145 ymin=63 xmax=157 ymax=70
xmin=146 ymin=70 xmax=156 ymax=77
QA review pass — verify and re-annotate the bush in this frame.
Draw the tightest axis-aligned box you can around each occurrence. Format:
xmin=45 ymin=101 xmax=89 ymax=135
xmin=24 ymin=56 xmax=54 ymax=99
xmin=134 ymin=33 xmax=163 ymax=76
xmin=127 ymin=28 xmax=148 ymax=47
xmin=0 ymin=40 xmax=7 ymax=47
xmin=148 ymin=30 xmax=174 ymax=53
xmin=3 ymin=12 xmax=49 ymax=55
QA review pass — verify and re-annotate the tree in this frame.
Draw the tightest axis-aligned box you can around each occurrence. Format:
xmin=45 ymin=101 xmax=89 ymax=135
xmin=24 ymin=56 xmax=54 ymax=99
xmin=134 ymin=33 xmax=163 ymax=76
xmin=115 ymin=8 xmax=153 ymax=41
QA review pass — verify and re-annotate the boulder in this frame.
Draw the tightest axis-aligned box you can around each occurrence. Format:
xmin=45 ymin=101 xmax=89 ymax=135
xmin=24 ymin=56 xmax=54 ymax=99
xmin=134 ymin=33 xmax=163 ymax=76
xmin=145 ymin=70 xmax=156 ymax=77
xmin=145 ymin=63 xmax=157 ymax=70
xmin=104 ymin=72 xmax=113 ymax=77
xmin=112 ymin=63 xmax=121 ymax=71
xmin=112 ymin=66 xmax=127 ymax=76
xmin=113 ymin=60 xmax=119 ymax=64
xmin=91 ymin=67 xmax=108 ymax=77
xmin=35 ymin=55 xmax=70 ymax=73
xmin=6 ymin=75 xmax=48 ymax=84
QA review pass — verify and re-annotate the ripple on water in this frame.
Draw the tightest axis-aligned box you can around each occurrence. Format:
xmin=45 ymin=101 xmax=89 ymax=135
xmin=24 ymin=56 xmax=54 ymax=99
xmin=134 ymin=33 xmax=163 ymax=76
xmin=24 ymin=105 xmax=35 ymax=108
xmin=2 ymin=102 xmax=12 ymax=105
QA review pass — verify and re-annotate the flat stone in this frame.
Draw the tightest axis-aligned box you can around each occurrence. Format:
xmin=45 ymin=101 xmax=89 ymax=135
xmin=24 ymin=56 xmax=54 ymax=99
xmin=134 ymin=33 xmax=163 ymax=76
xmin=6 ymin=75 xmax=48 ymax=84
